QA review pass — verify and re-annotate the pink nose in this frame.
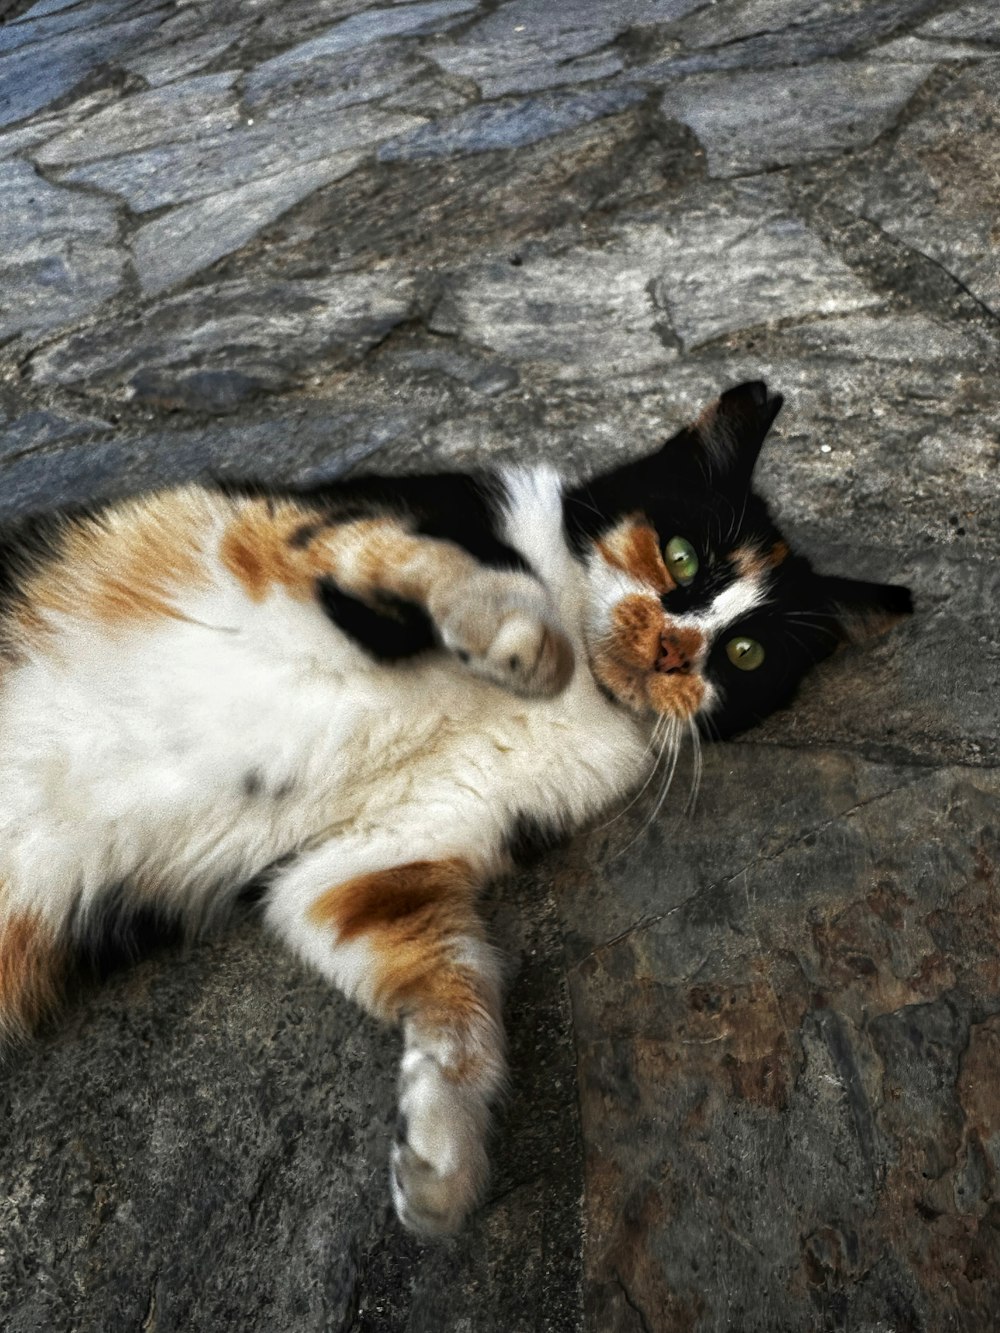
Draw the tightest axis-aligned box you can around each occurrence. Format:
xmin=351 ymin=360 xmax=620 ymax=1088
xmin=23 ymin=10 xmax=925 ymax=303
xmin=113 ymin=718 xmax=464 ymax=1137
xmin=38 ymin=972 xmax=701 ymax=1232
xmin=656 ymin=632 xmax=692 ymax=675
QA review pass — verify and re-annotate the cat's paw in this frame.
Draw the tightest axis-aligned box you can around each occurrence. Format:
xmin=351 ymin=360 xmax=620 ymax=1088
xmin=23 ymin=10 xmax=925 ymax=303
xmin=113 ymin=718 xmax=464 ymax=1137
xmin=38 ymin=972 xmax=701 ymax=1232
xmin=432 ymin=571 xmax=574 ymax=699
xmin=390 ymin=1055 xmax=489 ymax=1236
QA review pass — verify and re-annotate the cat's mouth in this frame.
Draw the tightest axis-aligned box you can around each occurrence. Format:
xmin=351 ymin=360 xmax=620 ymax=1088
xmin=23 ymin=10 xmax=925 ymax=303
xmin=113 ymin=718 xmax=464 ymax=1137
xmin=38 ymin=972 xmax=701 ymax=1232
xmin=587 ymin=594 xmax=709 ymax=720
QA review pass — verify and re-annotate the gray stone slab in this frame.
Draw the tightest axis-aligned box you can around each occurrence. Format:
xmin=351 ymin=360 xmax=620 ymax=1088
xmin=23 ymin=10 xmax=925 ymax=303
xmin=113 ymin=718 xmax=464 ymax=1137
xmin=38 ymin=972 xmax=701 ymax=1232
xmin=0 ymin=88 xmax=120 ymax=159
xmin=472 ymin=50 xmax=627 ymax=100
xmin=29 ymin=271 xmax=419 ymax=394
xmin=33 ymin=71 xmax=241 ymax=164
xmin=243 ymin=38 xmax=420 ymax=111
xmin=430 ymin=0 xmax=702 ymax=95
xmin=0 ymin=409 xmax=402 ymax=515
xmin=837 ymin=63 xmax=1000 ymax=317
xmin=133 ymin=152 xmax=366 ymax=296
xmin=0 ymin=0 xmax=130 ymax=54
xmin=432 ymin=209 xmax=881 ymax=366
xmin=430 ymin=238 xmax=678 ymax=376
xmin=660 ymin=60 xmax=934 ymax=177
xmin=124 ymin=27 xmax=243 ymax=85
xmin=0 ymin=408 xmax=111 ymax=462
xmin=251 ymin=0 xmax=478 ymax=82
xmin=378 ymin=85 xmax=644 ymax=160
xmin=0 ymin=160 xmax=124 ymax=339
xmin=918 ymin=1 xmax=1000 ymax=43
xmin=647 ymin=212 xmax=881 ymax=349
xmin=564 ymin=755 xmax=1000 ymax=1331
xmin=0 ymin=10 xmax=167 ymax=127
xmin=872 ymin=33 xmax=995 ymax=61
xmin=634 ymin=0 xmax=944 ymax=77
xmin=49 ymin=104 xmax=424 ymax=211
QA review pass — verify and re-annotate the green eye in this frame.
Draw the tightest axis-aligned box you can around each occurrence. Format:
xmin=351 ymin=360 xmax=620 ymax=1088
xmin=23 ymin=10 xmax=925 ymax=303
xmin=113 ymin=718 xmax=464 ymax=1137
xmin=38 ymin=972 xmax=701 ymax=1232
xmin=726 ymin=637 xmax=765 ymax=671
xmin=665 ymin=536 xmax=699 ymax=586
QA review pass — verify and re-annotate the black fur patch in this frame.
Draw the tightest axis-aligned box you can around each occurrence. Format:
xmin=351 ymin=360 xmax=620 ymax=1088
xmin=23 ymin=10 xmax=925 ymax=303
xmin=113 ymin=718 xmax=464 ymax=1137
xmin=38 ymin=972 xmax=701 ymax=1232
xmin=317 ymin=580 xmax=437 ymax=662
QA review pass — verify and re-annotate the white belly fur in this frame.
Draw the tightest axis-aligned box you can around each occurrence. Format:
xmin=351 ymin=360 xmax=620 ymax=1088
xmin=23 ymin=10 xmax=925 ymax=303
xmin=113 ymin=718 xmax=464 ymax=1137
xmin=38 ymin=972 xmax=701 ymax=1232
xmin=0 ymin=467 xmax=649 ymax=930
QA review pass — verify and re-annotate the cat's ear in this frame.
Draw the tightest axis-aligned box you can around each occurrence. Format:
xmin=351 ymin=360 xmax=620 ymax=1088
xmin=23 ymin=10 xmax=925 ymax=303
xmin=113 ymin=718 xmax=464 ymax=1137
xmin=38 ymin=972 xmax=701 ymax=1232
xmin=662 ymin=381 xmax=783 ymax=487
xmin=819 ymin=575 xmax=914 ymax=644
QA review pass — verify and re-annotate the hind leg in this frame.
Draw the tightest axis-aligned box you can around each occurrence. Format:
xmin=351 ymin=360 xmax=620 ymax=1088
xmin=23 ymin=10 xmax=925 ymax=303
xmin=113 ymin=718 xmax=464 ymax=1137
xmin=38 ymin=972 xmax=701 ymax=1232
xmin=266 ymin=846 xmax=505 ymax=1235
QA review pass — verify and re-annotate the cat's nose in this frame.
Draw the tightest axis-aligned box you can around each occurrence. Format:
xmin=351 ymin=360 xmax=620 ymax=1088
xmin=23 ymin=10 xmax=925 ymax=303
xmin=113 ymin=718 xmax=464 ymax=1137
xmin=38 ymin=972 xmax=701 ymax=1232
xmin=656 ymin=631 xmax=692 ymax=675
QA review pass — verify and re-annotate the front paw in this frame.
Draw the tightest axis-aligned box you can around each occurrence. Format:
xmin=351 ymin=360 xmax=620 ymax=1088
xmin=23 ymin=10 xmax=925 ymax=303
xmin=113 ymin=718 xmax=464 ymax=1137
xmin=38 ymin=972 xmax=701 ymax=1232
xmin=433 ymin=571 xmax=574 ymax=698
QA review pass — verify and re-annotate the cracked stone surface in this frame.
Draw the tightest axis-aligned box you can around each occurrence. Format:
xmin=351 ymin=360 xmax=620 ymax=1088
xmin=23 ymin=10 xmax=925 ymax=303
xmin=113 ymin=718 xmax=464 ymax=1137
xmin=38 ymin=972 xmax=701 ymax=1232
xmin=1 ymin=2 xmax=999 ymax=1331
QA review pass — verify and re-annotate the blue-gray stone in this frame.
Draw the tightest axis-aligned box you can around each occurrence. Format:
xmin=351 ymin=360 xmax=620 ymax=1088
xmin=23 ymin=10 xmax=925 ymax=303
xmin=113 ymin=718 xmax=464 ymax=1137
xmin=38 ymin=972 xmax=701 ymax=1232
xmin=0 ymin=0 xmax=133 ymax=55
xmin=243 ymin=38 xmax=418 ymax=111
xmin=252 ymin=0 xmax=479 ymax=80
xmin=378 ymin=86 xmax=644 ymax=160
xmin=0 ymin=11 xmax=167 ymax=127
xmin=133 ymin=152 xmax=366 ymax=295
xmin=837 ymin=63 xmax=1000 ymax=316
xmin=0 ymin=160 xmax=124 ymax=339
xmin=30 ymin=272 xmax=419 ymax=391
xmin=34 ymin=72 xmax=241 ymax=166
xmin=122 ymin=25 xmax=245 ymax=86
xmin=430 ymin=0 xmax=702 ymax=95
xmin=0 ymin=408 xmax=111 ymax=462
xmin=48 ymin=105 xmax=424 ymax=211
xmin=660 ymin=60 xmax=936 ymax=176
xmin=918 ymin=1 xmax=1000 ymax=41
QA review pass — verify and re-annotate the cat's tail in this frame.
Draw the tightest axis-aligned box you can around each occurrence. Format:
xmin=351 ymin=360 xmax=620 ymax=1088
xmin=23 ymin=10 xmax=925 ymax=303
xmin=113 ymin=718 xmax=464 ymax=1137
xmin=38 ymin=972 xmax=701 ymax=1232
xmin=0 ymin=891 xmax=67 ymax=1046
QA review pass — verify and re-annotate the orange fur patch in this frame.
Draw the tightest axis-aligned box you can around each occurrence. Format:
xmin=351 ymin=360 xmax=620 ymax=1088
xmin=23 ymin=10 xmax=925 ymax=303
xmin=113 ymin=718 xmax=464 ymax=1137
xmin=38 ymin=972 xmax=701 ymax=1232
xmin=309 ymin=859 xmax=494 ymax=1070
xmin=0 ymin=907 xmax=64 ymax=1039
xmin=596 ymin=519 xmax=674 ymax=594
xmin=22 ymin=489 xmax=215 ymax=633
xmin=222 ymin=506 xmax=481 ymax=615
xmin=731 ymin=541 xmax=789 ymax=579
xmin=608 ymin=593 xmax=665 ymax=669
xmin=313 ymin=857 xmax=476 ymax=943
xmin=220 ymin=497 xmax=328 ymax=601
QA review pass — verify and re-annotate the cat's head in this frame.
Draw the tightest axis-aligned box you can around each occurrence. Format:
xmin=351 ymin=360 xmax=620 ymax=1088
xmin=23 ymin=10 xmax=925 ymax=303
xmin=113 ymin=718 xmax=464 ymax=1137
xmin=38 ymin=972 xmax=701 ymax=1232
xmin=565 ymin=382 xmax=912 ymax=739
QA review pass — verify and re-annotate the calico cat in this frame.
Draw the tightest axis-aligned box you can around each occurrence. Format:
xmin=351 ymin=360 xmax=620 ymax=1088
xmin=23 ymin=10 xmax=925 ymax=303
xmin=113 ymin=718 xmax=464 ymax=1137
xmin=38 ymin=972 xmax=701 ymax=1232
xmin=0 ymin=381 xmax=911 ymax=1235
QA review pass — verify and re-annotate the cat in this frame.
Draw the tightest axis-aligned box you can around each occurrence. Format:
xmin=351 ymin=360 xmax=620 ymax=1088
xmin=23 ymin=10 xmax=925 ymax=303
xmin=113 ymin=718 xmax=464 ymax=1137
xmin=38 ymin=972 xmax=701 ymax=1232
xmin=0 ymin=381 xmax=911 ymax=1235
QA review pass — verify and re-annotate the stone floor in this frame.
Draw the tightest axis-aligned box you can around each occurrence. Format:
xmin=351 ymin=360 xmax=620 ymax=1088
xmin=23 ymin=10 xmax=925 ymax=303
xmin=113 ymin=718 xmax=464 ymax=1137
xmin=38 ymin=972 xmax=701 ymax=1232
xmin=0 ymin=1 xmax=998 ymax=1329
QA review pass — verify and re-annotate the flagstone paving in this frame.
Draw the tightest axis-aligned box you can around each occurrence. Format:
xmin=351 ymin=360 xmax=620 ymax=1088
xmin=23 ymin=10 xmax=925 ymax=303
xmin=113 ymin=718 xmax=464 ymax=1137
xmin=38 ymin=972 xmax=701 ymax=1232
xmin=0 ymin=2 xmax=998 ymax=1330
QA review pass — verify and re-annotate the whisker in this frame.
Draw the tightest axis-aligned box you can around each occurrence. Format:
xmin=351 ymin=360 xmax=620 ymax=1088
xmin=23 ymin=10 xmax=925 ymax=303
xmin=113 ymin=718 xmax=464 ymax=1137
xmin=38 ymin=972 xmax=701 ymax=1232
xmin=685 ymin=716 xmax=703 ymax=815
xmin=593 ymin=714 xmax=667 ymax=831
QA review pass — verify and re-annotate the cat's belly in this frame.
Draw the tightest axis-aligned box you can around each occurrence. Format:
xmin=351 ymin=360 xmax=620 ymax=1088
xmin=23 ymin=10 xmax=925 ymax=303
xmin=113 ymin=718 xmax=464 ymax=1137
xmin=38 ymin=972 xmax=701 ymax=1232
xmin=0 ymin=600 xmax=647 ymax=924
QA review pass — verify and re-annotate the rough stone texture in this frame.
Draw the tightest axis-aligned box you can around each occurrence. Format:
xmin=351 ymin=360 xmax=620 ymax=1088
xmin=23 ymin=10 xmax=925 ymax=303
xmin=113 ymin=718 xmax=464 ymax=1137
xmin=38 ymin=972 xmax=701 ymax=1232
xmin=836 ymin=61 xmax=1000 ymax=317
xmin=659 ymin=60 xmax=934 ymax=177
xmin=2 ymin=1 xmax=1000 ymax=1330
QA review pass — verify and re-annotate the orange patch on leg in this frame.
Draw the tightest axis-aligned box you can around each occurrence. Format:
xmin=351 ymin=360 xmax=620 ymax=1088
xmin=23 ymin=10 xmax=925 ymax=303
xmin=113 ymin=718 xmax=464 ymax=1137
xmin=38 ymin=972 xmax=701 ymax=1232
xmin=596 ymin=519 xmax=674 ymax=594
xmin=311 ymin=857 xmax=476 ymax=942
xmin=309 ymin=859 xmax=495 ymax=1073
xmin=0 ymin=908 xmax=65 ymax=1040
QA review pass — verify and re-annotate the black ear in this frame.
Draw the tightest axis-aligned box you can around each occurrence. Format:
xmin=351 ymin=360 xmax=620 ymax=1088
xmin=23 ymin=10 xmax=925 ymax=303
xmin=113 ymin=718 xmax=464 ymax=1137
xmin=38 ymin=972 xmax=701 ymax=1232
xmin=663 ymin=381 xmax=783 ymax=486
xmin=819 ymin=575 xmax=914 ymax=644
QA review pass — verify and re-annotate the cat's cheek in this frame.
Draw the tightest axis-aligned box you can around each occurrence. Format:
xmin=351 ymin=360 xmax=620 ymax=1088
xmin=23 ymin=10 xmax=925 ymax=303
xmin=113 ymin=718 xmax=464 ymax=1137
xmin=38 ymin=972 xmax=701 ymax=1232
xmin=607 ymin=593 xmax=665 ymax=669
